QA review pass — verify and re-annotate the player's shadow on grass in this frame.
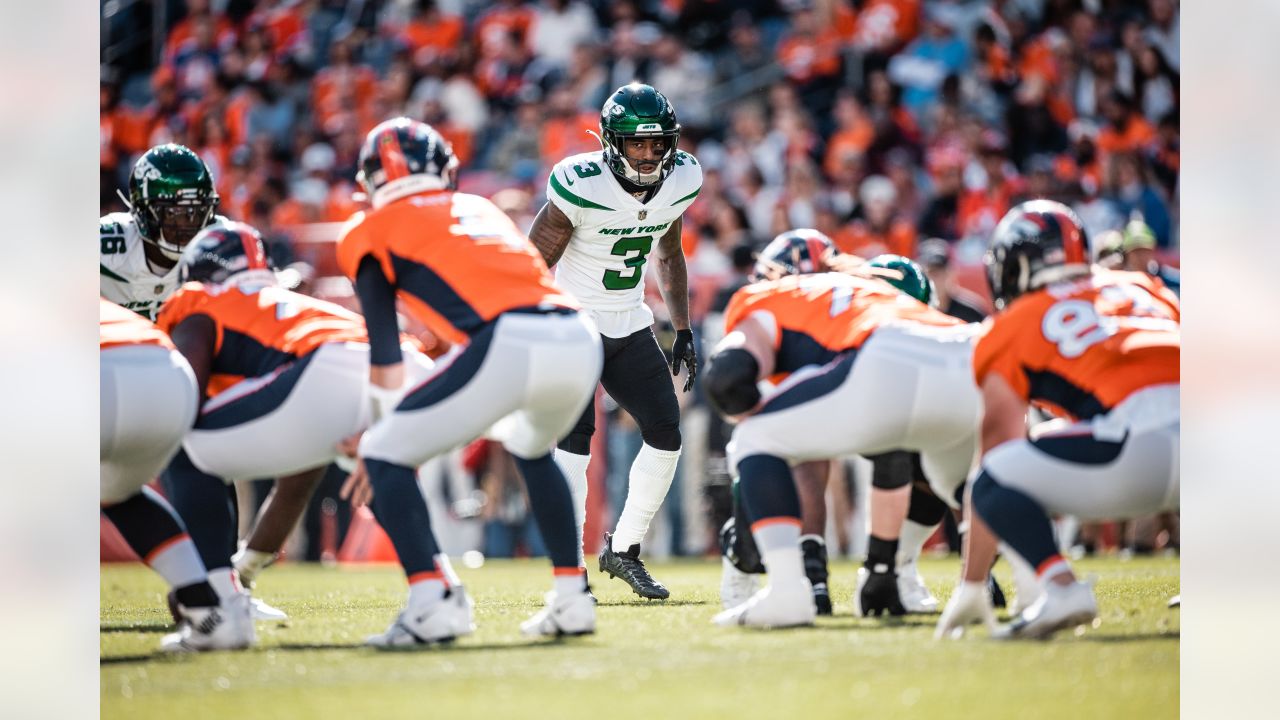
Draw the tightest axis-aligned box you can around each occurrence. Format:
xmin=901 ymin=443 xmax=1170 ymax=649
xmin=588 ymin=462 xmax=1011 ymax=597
xmin=100 ymin=623 xmax=172 ymax=634
xmin=812 ymin=616 xmax=939 ymax=630
xmin=595 ymin=599 xmax=709 ymax=608
xmin=101 ymin=637 xmax=594 ymax=664
xmin=1083 ymin=631 xmax=1179 ymax=642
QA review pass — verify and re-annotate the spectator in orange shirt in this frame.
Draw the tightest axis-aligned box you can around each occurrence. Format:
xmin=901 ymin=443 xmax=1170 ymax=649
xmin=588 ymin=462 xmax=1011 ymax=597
xmin=854 ymin=0 xmax=922 ymax=58
xmin=835 ymin=175 xmax=917 ymax=258
xmin=400 ymin=0 xmax=465 ymax=69
xmin=957 ymin=132 xmax=1020 ymax=241
xmin=538 ymin=85 xmax=598 ymax=168
xmin=474 ymin=0 xmax=535 ymax=59
xmin=312 ymin=38 xmax=378 ymax=133
xmin=824 ymin=91 xmax=875 ymax=179
xmin=164 ymin=0 xmax=236 ymax=63
xmin=1097 ymin=91 xmax=1157 ymax=158
xmin=776 ymin=3 xmax=844 ymax=122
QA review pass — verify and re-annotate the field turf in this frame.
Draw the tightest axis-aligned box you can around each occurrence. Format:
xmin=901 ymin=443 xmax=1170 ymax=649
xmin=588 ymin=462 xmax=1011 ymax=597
xmin=102 ymin=556 xmax=1178 ymax=719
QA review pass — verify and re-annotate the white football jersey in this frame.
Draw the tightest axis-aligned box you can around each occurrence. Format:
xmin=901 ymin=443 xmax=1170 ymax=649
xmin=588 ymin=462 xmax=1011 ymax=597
xmin=546 ymin=150 xmax=702 ymax=337
xmin=99 ymin=212 xmax=229 ymax=320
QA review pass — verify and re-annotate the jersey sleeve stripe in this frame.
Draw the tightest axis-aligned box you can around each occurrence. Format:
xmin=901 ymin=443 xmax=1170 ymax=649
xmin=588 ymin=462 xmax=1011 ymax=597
xmin=549 ymin=172 xmax=614 ymax=211
xmin=671 ymin=187 xmax=701 ymax=205
xmin=101 ymin=264 xmax=129 ymax=283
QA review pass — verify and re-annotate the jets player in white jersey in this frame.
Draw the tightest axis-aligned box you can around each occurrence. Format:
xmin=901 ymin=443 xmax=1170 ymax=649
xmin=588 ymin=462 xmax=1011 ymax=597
xmin=99 ymin=144 xmax=307 ymax=621
xmin=100 ymin=144 xmax=228 ymax=321
xmin=528 ymin=83 xmax=701 ymax=599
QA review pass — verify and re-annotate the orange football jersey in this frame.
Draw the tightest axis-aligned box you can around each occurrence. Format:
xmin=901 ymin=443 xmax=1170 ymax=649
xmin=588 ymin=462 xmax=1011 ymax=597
xmin=724 ymin=272 xmax=961 ymax=379
xmin=157 ymin=283 xmax=369 ymax=397
xmin=100 ymin=298 xmax=174 ymax=351
xmin=335 ymin=191 xmax=577 ymax=346
xmin=973 ymin=269 xmax=1180 ymax=421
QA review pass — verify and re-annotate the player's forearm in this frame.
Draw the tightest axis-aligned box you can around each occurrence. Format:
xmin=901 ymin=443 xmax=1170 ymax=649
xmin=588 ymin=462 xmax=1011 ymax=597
xmin=528 ymin=202 xmax=572 ymax=268
xmin=656 ymin=251 xmax=691 ymax=330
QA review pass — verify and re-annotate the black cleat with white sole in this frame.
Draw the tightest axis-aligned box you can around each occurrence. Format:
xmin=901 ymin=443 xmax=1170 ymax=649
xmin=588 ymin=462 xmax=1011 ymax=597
xmin=598 ymin=532 xmax=670 ymax=600
xmin=801 ymin=537 xmax=832 ymax=616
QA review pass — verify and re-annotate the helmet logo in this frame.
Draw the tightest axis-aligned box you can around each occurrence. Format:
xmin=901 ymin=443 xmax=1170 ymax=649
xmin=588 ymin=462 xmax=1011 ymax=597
xmin=634 ymin=123 xmax=663 ymax=133
xmin=134 ymin=158 xmax=162 ymax=196
xmin=609 ymin=104 xmax=625 ymax=116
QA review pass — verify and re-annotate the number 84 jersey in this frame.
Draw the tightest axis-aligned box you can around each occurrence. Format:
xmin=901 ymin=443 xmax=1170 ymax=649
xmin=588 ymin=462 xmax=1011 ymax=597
xmin=973 ymin=268 xmax=1180 ymax=422
xmin=545 ymin=150 xmax=701 ymax=337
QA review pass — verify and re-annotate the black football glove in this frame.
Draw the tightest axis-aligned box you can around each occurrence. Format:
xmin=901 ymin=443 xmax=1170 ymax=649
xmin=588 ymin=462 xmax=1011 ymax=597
xmin=670 ymin=328 xmax=697 ymax=392
xmin=856 ymin=564 xmax=907 ymax=617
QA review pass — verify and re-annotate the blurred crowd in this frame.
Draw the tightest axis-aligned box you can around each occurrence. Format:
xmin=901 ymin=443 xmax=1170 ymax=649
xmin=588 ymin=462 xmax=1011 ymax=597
xmin=101 ymin=0 xmax=1181 ymax=560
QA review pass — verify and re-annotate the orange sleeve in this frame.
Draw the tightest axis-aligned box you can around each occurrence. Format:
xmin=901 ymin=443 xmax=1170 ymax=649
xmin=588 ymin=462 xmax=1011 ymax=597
xmin=334 ymin=211 xmax=371 ymax=280
xmin=972 ymin=313 xmax=1030 ymax=400
xmin=723 ymin=287 xmax=751 ymax=336
xmin=156 ymin=285 xmax=223 ymax=354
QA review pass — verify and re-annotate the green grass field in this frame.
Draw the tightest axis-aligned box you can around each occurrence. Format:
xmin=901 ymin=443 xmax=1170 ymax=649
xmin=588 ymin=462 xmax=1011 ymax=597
xmin=102 ymin=556 xmax=1178 ymax=719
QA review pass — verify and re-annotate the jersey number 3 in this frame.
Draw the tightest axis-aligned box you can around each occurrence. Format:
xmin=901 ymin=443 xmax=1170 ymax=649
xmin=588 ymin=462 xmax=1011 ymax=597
xmin=602 ymin=236 xmax=654 ymax=290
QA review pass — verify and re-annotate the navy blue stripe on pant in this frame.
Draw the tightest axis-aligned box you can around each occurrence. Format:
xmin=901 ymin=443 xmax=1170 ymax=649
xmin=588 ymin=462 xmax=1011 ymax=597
xmin=971 ymin=468 xmax=1058 ymax=571
xmin=398 ymin=319 xmax=497 ymax=412
xmin=196 ymin=351 xmax=316 ymax=431
xmin=756 ymin=350 xmax=856 ymax=416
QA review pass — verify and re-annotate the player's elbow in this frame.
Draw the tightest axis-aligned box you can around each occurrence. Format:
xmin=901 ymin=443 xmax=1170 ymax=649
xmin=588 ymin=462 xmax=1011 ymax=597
xmin=704 ymin=348 xmax=762 ymax=418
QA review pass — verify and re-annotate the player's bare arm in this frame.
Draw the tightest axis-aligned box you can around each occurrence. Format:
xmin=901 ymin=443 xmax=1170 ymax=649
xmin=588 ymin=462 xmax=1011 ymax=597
xmin=654 ymin=218 xmax=690 ymax=331
xmin=979 ymin=373 xmax=1029 ymax=454
xmin=528 ymin=201 xmax=575 ymax=268
xmin=655 ymin=218 xmax=697 ymax=389
xmin=168 ymin=313 xmax=217 ymax=402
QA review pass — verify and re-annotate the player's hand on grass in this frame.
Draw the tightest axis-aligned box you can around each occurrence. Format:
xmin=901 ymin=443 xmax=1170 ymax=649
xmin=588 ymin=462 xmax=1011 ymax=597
xmin=934 ymin=581 xmax=997 ymax=639
xmin=671 ymin=328 xmax=697 ymax=392
xmin=340 ymin=458 xmax=374 ymax=508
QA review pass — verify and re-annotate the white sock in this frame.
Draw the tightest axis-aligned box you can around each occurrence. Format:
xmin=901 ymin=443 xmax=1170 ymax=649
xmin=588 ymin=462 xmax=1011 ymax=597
xmin=554 ymin=449 xmax=591 ymax=550
xmin=146 ymin=535 xmax=208 ymax=590
xmin=408 ymin=573 xmax=447 ymax=606
xmin=207 ymin=567 xmax=242 ymax=601
xmin=553 ymin=568 xmax=587 ymax=596
xmin=231 ymin=545 xmax=275 ymax=586
xmin=753 ymin=519 xmax=805 ymax=586
xmin=896 ymin=520 xmax=939 ymax=568
xmin=612 ymin=443 xmax=680 ymax=551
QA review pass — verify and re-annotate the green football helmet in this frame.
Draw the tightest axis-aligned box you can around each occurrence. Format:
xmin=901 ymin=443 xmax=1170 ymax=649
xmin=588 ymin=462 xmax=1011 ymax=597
xmin=866 ymin=254 xmax=935 ymax=307
xmin=598 ymin=83 xmax=681 ymax=189
xmin=127 ymin=143 xmax=220 ymax=261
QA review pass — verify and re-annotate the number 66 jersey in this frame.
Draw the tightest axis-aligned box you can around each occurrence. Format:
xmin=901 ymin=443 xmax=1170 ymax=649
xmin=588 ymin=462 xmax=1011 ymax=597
xmin=545 ymin=149 xmax=702 ymax=337
xmin=973 ymin=268 xmax=1180 ymax=422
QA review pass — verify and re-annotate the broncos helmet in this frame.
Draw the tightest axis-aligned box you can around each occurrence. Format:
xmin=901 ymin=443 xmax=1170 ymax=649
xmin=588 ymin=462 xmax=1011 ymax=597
xmin=599 ymin=83 xmax=682 ymax=189
xmin=986 ymin=199 xmax=1091 ymax=310
xmin=866 ymin=254 xmax=935 ymax=307
xmin=751 ymin=229 xmax=837 ymax=281
xmin=127 ymin=144 xmax=220 ymax=261
xmin=179 ymin=221 xmax=272 ymax=287
xmin=356 ymin=117 xmax=459 ymax=208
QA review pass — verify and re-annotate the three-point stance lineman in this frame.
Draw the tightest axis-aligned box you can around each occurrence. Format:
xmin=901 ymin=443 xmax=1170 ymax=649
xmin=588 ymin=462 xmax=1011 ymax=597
xmin=528 ymin=83 xmax=702 ymax=599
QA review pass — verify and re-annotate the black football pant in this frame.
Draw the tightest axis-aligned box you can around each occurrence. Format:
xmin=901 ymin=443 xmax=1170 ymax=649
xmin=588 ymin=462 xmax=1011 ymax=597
xmin=557 ymin=327 xmax=681 ymax=454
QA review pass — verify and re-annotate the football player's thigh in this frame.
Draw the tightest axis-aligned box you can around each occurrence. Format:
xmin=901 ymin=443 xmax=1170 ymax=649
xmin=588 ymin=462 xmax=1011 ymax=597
xmin=984 ymin=426 xmax=1178 ymax=520
xmin=727 ymin=358 xmax=858 ymax=470
xmin=503 ymin=332 xmax=602 ymax=458
xmin=100 ymin=348 xmax=196 ymax=502
xmin=921 ymin=435 xmax=974 ymax=510
xmin=188 ymin=345 xmax=365 ymax=479
xmin=598 ymin=329 xmax=679 ymax=431
xmin=362 ymin=334 xmax=523 ymax=467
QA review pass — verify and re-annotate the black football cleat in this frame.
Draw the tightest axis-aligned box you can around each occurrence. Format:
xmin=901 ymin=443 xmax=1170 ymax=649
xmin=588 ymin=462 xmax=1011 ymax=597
xmin=598 ymin=532 xmax=670 ymax=600
xmin=988 ymin=573 xmax=1008 ymax=609
xmin=801 ymin=537 xmax=832 ymax=616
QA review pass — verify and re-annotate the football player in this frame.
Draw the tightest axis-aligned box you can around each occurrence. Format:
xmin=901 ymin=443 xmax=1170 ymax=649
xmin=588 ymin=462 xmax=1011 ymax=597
xmin=100 ymin=299 xmax=254 ymax=652
xmin=936 ymin=200 xmax=1179 ymax=640
xmin=705 ymin=251 xmax=984 ymax=628
xmin=157 ymin=222 xmax=422 ymax=624
xmin=527 ymin=83 xmax=702 ymax=599
xmin=101 ymin=144 xmax=223 ymax=321
xmin=101 ymin=145 xmax=314 ymax=621
xmin=335 ymin=118 xmax=603 ymax=644
xmin=716 ymin=237 xmax=957 ymax=618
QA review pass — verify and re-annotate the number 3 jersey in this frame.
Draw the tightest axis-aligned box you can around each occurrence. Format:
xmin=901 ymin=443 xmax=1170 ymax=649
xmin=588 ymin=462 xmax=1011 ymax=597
xmin=546 ymin=150 xmax=702 ymax=337
xmin=973 ymin=269 xmax=1180 ymax=422
xmin=99 ymin=211 xmax=230 ymax=320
